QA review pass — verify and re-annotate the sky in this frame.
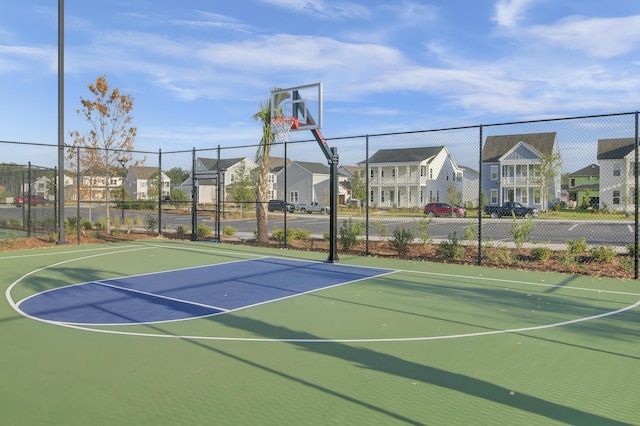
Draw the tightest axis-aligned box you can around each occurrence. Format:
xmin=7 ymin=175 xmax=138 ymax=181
xmin=1 ymin=0 xmax=640 ymax=171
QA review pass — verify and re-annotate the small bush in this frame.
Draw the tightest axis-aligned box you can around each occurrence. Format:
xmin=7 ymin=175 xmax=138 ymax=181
xmin=412 ymin=217 xmax=432 ymax=244
xmin=272 ymin=226 xmax=294 ymax=243
xmin=531 ymin=246 xmax=551 ymax=261
xmin=627 ymin=243 xmax=636 ymax=255
xmin=389 ymin=226 xmax=414 ymax=256
xmin=436 ymin=232 xmax=465 ymax=259
xmin=196 ymin=224 xmax=211 ymax=239
xmin=374 ymin=219 xmax=388 ymax=239
xmin=508 ymin=216 xmax=536 ymax=251
xmin=223 ymin=226 xmax=237 ymax=236
xmin=590 ymin=245 xmax=616 ymax=263
xmin=462 ymin=224 xmax=477 ymax=242
xmin=82 ymin=220 xmax=93 ymax=230
xmin=339 ymin=218 xmax=365 ymax=252
xmin=566 ymin=238 xmax=587 ymax=255
xmin=176 ymin=225 xmax=188 ymax=239
xmin=323 ymin=231 xmax=330 ymax=241
xmin=145 ymin=215 xmax=158 ymax=233
xmin=293 ymin=228 xmax=311 ymax=240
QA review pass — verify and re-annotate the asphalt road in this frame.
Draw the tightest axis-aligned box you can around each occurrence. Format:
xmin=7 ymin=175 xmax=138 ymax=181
xmin=1 ymin=205 xmax=635 ymax=248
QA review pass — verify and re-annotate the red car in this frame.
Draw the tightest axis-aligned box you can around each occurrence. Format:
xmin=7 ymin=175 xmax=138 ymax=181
xmin=423 ymin=202 xmax=466 ymax=217
xmin=14 ymin=194 xmax=49 ymax=207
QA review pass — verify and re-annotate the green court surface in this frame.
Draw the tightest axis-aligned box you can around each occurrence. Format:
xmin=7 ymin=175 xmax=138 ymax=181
xmin=2 ymin=240 xmax=639 ymax=425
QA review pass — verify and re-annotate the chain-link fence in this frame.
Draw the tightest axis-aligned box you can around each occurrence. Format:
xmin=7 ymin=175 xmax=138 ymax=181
xmin=2 ymin=111 xmax=639 ymax=277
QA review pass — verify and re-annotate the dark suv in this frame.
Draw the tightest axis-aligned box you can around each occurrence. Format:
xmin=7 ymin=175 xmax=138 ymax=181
xmin=268 ymin=199 xmax=295 ymax=213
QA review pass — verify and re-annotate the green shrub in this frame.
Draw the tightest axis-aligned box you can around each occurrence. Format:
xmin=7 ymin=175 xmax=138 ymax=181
xmin=223 ymin=226 xmax=237 ymax=236
xmin=508 ymin=216 xmax=536 ymax=251
xmin=388 ymin=226 xmax=414 ymax=256
xmin=590 ymin=245 xmax=616 ymax=263
xmin=339 ymin=218 xmax=365 ymax=252
xmin=531 ymin=246 xmax=551 ymax=261
xmin=176 ymin=225 xmax=188 ymax=239
xmin=323 ymin=231 xmax=330 ymax=241
xmin=374 ymin=218 xmax=388 ymax=239
xmin=566 ymin=238 xmax=587 ymax=255
xmin=462 ymin=224 xmax=477 ymax=241
xmin=145 ymin=215 xmax=158 ymax=233
xmin=196 ymin=224 xmax=211 ymax=239
xmin=436 ymin=232 xmax=465 ymax=259
xmin=627 ymin=243 xmax=636 ymax=255
xmin=272 ymin=226 xmax=293 ymax=243
xmin=82 ymin=219 xmax=93 ymax=230
xmin=293 ymin=228 xmax=311 ymax=240
xmin=412 ymin=217 xmax=432 ymax=244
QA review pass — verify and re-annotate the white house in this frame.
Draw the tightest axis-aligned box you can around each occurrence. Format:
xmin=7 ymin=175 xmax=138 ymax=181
xmin=124 ymin=166 xmax=171 ymax=200
xmin=359 ymin=146 xmax=464 ymax=208
xmin=597 ymin=138 xmax=635 ymax=212
xmin=179 ymin=157 xmax=258 ymax=204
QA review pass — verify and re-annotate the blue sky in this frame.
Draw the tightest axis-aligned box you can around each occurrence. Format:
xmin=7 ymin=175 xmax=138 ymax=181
xmin=1 ymin=0 xmax=639 ymax=170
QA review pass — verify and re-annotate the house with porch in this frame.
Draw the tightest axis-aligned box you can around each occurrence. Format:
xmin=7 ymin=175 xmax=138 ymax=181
xmin=481 ymin=132 xmax=561 ymax=210
xmin=567 ymin=163 xmax=599 ymax=209
xmin=359 ymin=146 xmax=464 ymax=209
xmin=597 ymin=138 xmax=635 ymax=212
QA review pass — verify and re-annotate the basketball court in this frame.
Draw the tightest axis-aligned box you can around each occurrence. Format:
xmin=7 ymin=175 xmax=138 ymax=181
xmin=2 ymin=240 xmax=639 ymax=425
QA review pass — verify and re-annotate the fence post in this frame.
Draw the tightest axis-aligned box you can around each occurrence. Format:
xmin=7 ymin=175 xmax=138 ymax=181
xmin=365 ymin=135 xmax=370 ymax=256
xmin=191 ymin=148 xmax=197 ymax=241
xmin=76 ymin=146 xmax=81 ymax=244
xmin=477 ymin=125 xmax=483 ymax=266
xmin=635 ymin=113 xmax=639 ymax=279
xmin=158 ymin=148 xmax=162 ymax=235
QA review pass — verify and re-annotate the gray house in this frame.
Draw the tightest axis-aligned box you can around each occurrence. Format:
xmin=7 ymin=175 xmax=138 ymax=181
xmin=274 ymin=160 xmax=330 ymax=206
xmin=597 ymin=138 xmax=635 ymax=212
xmin=481 ymin=132 xmax=560 ymax=210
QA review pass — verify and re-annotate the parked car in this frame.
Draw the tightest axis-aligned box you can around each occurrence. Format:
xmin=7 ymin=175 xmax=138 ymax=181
xmin=483 ymin=202 xmax=538 ymax=219
xmin=299 ymin=201 xmax=329 ymax=214
xmin=423 ymin=202 xmax=466 ymax=217
xmin=267 ymin=199 xmax=295 ymax=213
xmin=14 ymin=193 xmax=48 ymax=207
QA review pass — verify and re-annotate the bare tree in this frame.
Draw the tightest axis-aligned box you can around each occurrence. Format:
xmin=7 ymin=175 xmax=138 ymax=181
xmin=68 ymin=76 xmax=138 ymax=233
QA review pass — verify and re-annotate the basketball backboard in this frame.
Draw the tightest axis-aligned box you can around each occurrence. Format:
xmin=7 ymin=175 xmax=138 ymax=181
xmin=270 ymin=82 xmax=322 ymax=132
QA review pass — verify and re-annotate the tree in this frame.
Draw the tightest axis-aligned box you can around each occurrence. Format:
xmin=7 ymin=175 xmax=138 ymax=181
xmin=228 ymin=162 xmax=256 ymax=204
xmin=252 ymin=102 xmax=274 ymax=245
xmin=350 ymin=167 xmax=366 ymax=207
xmin=165 ymin=167 xmax=189 ymax=185
xmin=68 ymin=76 xmax=138 ymax=233
xmin=446 ymin=185 xmax=462 ymax=207
xmin=534 ymin=151 xmax=562 ymax=211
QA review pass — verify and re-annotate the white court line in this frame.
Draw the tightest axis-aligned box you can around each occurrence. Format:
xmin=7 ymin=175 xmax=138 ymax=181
xmin=6 ymin=242 xmax=640 ymax=343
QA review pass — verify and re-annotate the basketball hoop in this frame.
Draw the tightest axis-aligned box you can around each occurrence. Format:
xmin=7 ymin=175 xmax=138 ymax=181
xmin=271 ymin=116 xmax=298 ymax=144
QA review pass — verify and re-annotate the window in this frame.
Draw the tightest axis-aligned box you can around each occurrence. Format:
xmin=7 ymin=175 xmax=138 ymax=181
xmin=490 ymin=165 xmax=498 ymax=180
xmin=370 ymin=169 xmax=374 ymax=178
xmin=381 ymin=191 xmax=385 ymax=202
xmin=289 ymin=191 xmax=299 ymax=203
xmin=613 ymin=162 xmax=621 ymax=177
xmin=420 ymin=166 xmax=426 ymax=177
xmin=522 ymin=191 xmax=528 ymax=205
xmin=490 ymin=189 xmax=498 ymax=204
xmin=613 ymin=190 xmax=620 ymax=205
xmin=370 ymin=190 xmax=374 ymax=203
xmin=570 ymin=178 xmax=575 ymax=187
xmin=389 ymin=190 xmax=395 ymax=203
xmin=391 ymin=169 xmax=396 ymax=178
xmin=436 ymin=190 xmax=440 ymax=202
xmin=533 ymin=189 xmax=541 ymax=204
xmin=457 ymin=172 xmax=462 ymax=181
xmin=429 ymin=190 xmax=433 ymax=202
xmin=429 ymin=168 xmax=433 ymax=179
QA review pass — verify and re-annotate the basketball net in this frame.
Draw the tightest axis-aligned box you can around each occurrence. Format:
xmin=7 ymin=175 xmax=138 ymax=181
xmin=271 ymin=116 xmax=298 ymax=144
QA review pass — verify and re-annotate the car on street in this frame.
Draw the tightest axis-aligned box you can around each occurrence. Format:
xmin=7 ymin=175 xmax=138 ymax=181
xmin=423 ymin=202 xmax=466 ymax=217
xmin=268 ymin=199 xmax=296 ymax=213
xmin=14 ymin=193 xmax=49 ymax=207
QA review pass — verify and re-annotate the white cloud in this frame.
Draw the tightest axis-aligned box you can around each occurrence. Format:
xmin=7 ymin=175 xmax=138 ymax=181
xmin=259 ymin=0 xmax=371 ymax=20
xmin=493 ymin=0 xmax=540 ymax=28
xmin=528 ymin=14 xmax=640 ymax=58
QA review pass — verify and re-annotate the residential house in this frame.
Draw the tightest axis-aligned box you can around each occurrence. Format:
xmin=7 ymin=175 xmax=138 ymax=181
xmin=567 ymin=163 xmax=599 ymax=208
xmin=459 ymin=166 xmax=479 ymax=207
xmin=597 ymin=138 xmax=635 ymax=212
xmin=274 ymin=160 xmax=330 ymax=206
xmin=179 ymin=157 xmax=258 ymax=204
xmin=359 ymin=146 xmax=464 ymax=208
xmin=80 ymin=175 xmax=124 ymax=201
xmin=481 ymin=132 xmax=560 ymax=210
xmin=124 ymin=166 xmax=171 ymax=200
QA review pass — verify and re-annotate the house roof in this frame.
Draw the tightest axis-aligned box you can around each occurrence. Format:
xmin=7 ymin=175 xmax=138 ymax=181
xmin=459 ymin=165 xmax=479 ymax=177
xmin=481 ymin=132 xmax=556 ymax=163
xmin=198 ymin=157 xmax=247 ymax=171
xmin=567 ymin=183 xmax=599 ymax=193
xmin=130 ymin=166 xmax=162 ymax=180
xmin=568 ymin=163 xmax=599 ymax=176
xmin=366 ymin=146 xmax=445 ymax=164
xmin=292 ymin=160 xmax=330 ymax=174
xmin=338 ymin=165 xmax=360 ymax=177
xmin=597 ymin=138 xmax=635 ymax=160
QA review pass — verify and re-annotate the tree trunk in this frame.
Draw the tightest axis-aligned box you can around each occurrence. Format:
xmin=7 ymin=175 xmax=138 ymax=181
xmin=256 ymin=156 xmax=270 ymax=245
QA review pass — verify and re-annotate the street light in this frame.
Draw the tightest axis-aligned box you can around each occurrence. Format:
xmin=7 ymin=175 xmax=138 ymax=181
xmin=118 ymin=158 xmax=127 ymax=223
